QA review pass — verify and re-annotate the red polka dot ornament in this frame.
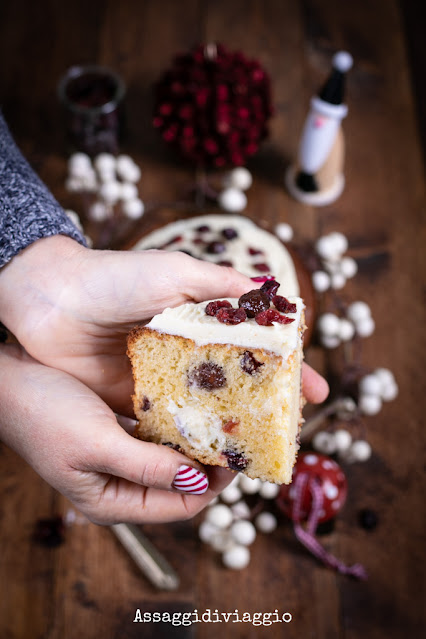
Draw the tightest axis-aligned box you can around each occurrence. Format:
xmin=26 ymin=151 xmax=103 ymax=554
xmin=277 ymin=452 xmax=367 ymax=579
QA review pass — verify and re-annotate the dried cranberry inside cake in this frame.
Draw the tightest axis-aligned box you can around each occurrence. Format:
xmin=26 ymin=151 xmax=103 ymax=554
xmin=240 ymin=350 xmax=264 ymax=375
xmin=187 ymin=362 xmax=226 ymax=390
xmin=222 ymin=449 xmax=249 ymax=471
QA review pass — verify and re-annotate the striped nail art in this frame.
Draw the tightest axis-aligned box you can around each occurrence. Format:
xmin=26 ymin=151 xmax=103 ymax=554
xmin=172 ymin=465 xmax=209 ymax=495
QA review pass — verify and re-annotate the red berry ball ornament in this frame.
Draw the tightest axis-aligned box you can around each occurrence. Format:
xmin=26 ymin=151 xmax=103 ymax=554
xmin=277 ymin=452 xmax=348 ymax=524
xmin=153 ymin=43 xmax=273 ymax=167
xmin=275 ymin=453 xmax=366 ymax=579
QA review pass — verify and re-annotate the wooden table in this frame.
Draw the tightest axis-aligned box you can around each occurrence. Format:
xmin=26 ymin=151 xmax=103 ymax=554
xmin=0 ymin=1 xmax=424 ymax=637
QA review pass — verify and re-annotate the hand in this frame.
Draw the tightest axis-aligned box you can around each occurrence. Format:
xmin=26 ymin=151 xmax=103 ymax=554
xmin=0 ymin=236 xmax=329 ymax=416
xmin=0 ymin=344 xmax=235 ymax=524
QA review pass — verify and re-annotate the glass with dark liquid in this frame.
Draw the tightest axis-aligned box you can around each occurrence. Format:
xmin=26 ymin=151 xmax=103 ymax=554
xmin=58 ymin=65 xmax=125 ymax=155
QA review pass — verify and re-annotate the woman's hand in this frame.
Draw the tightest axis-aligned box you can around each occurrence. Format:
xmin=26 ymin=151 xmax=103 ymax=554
xmin=0 ymin=344 xmax=234 ymax=524
xmin=0 ymin=236 xmax=329 ymax=415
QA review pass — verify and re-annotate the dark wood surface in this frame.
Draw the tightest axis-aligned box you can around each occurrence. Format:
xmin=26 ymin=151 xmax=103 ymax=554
xmin=0 ymin=1 xmax=424 ymax=638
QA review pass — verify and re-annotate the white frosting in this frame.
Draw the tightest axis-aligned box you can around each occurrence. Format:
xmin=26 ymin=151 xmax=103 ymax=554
xmin=147 ymin=296 xmax=304 ymax=359
xmin=132 ymin=214 xmax=300 ymax=296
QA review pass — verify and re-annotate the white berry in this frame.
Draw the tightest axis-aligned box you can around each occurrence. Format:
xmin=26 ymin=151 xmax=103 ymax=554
xmin=359 ymin=393 xmax=382 ymax=416
xmin=116 ymin=155 xmax=141 ymax=182
xmin=331 ymin=272 xmax=347 ymax=290
xmin=316 ymin=236 xmax=338 ymax=261
xmin=340 ymin=256 xmax=358 ymax=278
xmin=224 ymin=167 xmax=253 ymax=191
xmin=347 ymin=301 xmax=371 ymax=323
xmin=120 ymin=182 xmax=138 ymax=201
xmin=65 ymin=177 xmax=83 ymax=192
xmin=199 ymin=520 xmax=218 ymax=544
xmin=231 ymin=501 xmax=251 ymax=520
xmin=80 ymin=171 xmax=98 ymax=191
xmin=359 ymin=374 xmax=382 ymax=397
xmin=338 ymin=318 xmax=355 ymax=342
xmin=218 ymin=187 xmax=247 ymax=212
xmin=350 ymin=440 xmax=372 ymax=462
xmin=94 ymin=153 xmax=116 ymax=173
xmin=89 ymin=201 xmax=110 ymax=222
xmin=259 ymin=482 xmax=280 ymax=499
xmin=68 ymin=152 xmax=91 ymax=171
xmin=230 ymin=520 xmax=256 ymax=546
xmin=320 ymin=334 xmax=341 ymax=349
xmin=65 ymin=209 xmax=83 ymax=231
xmin=275 ymin=222 xmax=294 ymax=243
xmin=97 ymin=168 xmax=116 ymax=183
xmin=328 ymin=232 xmax=348 ymax=255
xmin=381 ymin=381 xmax=399 ymax=402
xmin=255 ymin=512 xmax=277 ymax=533
xmin=356 ymin=316 xmax=375 ymax=337
xmin=222 ymin=545 xmax=250 ymax=570
xmin=334 ymin=429 xmax=352 ymax=452
xmin=220 ymin=484 xmax=242 ymax=504
xmin=312 ymin=431 xmax=337 ymax=454
xmin=317 ymin=313 xmax=341 ymax=336
xmin=312 ymin=271 xmax=331 ymax=292
xmin=99 ymin=181 xmax=121 ymax=203
xmin=210 ymin=530 xmax=234 ymax=552
xmin=123 ymin=198 xmax=145 ymax=219
xmin=116 ymin=154 xmax=135 ymax=170
xmin=239 ymin=476 xmax=261 ymax=495
xmin=374 ymin=368 xmax=396 ymax=390
xmin=205 ymin=504 xmax=233 ymax=529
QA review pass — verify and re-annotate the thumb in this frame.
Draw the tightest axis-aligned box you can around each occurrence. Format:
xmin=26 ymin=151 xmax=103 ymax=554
xmin=178 ymin=257 xmax=257 ymax=302
xmin=94 ymin=427 xmax=210 ymax=495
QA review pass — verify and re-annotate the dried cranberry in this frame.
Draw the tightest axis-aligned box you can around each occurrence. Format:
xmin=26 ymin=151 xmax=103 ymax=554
xmin=260 ymin=279 xmax=280 ymax=299
xmin=162 ymin=442 xmax=182 ymax=452
xmin=251 ymin=275 xmax=276 ymax=282
xmin=240 ymin=350 xmax=264 ymax=375
xmin=222 ymin=227 xmax=238 ymax=240
xmin=272 ymin=295 xmax=297 ymax=313
xmin=192 ymin=237 xmax=205 ymax=244
xmin=223 ymin=419 xmax=240 ymax=433
xmin=196 ymin=224 xmax=210 ymax=232
xmin=141 ymin=396 xmax=151 ymax=411
xmin=255 ymin=309 xmax=295 ymax=326
xmin=216 ymin=307 xmax=247 ymax=325
xmin=187 ymin=362 xmax=226 ymax=390
xmin=217 ymin=260 xmax=233 ymax=267
xmin=248 ymin=247 xmax=264 ymax=256
xmin=253 ymin=262 xmax=271 ymax=272
xmin=206 ymin=241 xmax=226 ymax=254
xmin=205 ymin=300 xmax=233 ymax=316
xmin=238 ymin=289 xmax=270 ymax=318
xmin=222 ymin=449 xmax=249 ymax=471
xmin=161 ymin=234 xmax=182 ymax=248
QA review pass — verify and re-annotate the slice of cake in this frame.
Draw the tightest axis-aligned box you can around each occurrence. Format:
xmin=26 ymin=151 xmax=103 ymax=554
xmin=127 ymin=282 xmax=306 ymax=484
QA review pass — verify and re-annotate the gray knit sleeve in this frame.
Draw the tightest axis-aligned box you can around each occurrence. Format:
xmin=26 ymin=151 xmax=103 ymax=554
xmin=0 ymin=112 xmax=86 ymax=269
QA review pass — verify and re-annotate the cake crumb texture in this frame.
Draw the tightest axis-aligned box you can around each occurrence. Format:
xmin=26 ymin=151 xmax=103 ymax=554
xmin=128 ymin=319 xmax=304 ymax=483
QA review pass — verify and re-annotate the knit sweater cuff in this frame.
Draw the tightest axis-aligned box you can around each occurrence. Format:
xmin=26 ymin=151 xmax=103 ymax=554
xmin=0 ymin=113 xmax=86 ymax=269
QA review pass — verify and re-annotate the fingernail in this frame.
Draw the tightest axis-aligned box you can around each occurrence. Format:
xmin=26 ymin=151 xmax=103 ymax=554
xmin=172 ymin=465 xmax=209 ymax=495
